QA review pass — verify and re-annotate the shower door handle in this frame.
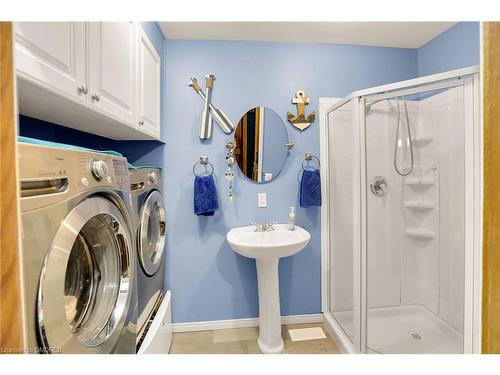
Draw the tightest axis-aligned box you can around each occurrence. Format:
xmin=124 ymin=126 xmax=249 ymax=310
xmin=370 ymin=176 xmax=389 ymax=197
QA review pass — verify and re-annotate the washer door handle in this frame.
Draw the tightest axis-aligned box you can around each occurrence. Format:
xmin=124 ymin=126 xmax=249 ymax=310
xmin=370 ymin=176 xmax=389 ymax=197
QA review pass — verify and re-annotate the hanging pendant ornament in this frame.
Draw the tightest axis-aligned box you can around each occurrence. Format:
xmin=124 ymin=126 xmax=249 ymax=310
xmin=225 ymin=142 xmax=236 ymax=203
xmin=225 ymin=166 xmax=234 ymax=202
xmin=225 ymin=166 xmax=234 ymax=181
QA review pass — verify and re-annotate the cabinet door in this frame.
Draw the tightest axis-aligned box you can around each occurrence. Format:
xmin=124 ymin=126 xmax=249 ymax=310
xmin=87 ymin=22 xmax=136 ymax=125
xmin=137 ymin=26 xmax=161 ymax=139
xmin=14 ymin=22 xmax=86 ymax=102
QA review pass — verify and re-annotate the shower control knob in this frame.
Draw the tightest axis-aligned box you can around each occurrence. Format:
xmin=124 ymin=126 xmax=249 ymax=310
xmin=90 ymin=159 xmax=108 ymax=181
xmin=370 ymin=176 xmax=389 ymax=197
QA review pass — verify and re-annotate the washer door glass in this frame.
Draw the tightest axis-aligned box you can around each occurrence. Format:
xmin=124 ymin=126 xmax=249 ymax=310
xmin=38 ymin=197 xmax=132 ymax=353
xmin=64 ymin=214 xmax=121 ymax=346
xmin=139 ymin=190 xmax=166 ymax=276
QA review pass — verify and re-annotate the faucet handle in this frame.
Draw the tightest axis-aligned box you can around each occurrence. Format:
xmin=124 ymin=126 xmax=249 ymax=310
xmin=252 ymin=222 xmax=264 ymax=232
xmin=265 ymin=221 xmax=276 ymax=231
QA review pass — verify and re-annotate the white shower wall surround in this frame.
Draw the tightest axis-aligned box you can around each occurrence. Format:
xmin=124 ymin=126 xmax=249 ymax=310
xmin=363 ymin=87 xmax=465 ymax=332
xmin=320 ymin=67 xmax=481 ymax=354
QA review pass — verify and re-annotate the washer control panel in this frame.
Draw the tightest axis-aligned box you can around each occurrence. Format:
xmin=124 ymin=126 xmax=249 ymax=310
xmin=18 ymin=143 xmax=133 ymax=212
xmin=89 ymin=158 xmax=109 ymax=181
xmin=148 ymin=171 xmax=157 ymax=184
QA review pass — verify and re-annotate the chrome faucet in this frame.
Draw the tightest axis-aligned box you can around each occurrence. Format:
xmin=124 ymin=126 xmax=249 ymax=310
xmin=251 ymin=221 xmax=278 ymax=232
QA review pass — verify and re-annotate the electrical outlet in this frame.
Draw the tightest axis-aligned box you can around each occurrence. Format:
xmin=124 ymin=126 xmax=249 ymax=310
xmin=258 ymin=193 xmax=267 ymax=208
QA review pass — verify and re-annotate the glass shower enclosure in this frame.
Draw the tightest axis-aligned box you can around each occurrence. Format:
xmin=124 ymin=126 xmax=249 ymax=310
xmin=320 ymin=67 xmax=481 ymax=354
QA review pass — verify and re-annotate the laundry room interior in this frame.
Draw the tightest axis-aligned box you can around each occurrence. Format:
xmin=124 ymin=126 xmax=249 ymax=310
xmin=2 ymin=12 xmax=500 ymax=363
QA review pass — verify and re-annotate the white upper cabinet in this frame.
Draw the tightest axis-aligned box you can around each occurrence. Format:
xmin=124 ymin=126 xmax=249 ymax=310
xmin=14 ymin=22 xmax=162 ymax=141
xmin=15 ymin=22 xmax=86 ymax=102
xmin=137 ymin=26 xmax=161 ymax=138
xmin=87 ymin=22 xmax=137 ymax=126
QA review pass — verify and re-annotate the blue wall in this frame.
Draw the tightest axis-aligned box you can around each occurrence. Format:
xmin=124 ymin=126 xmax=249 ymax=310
xmin=417 ymin=22 xmax=480 ymax=77
xmin=163 ymin=39 xmax=418 ymax=323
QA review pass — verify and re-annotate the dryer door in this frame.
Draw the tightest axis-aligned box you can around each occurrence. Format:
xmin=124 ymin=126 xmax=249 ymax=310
xmin=138 ymin=190 xmax=166 ymax=276
xmin=37 ymin=197 xmax=133 ymax=354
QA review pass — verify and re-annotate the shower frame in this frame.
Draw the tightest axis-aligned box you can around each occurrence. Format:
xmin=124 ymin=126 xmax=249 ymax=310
xmin=319 ymin=66 xmax=482 ymax=354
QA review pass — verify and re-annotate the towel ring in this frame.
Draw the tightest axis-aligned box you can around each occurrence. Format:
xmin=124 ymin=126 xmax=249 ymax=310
xmin=302 ymin=153 xmax=320 ymax=170
xmin=193 ymin=156 xmax=215 ymax=176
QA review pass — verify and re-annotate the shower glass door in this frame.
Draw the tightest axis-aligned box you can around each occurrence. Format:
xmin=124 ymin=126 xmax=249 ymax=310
xmin=363 ymin=85 xmax=467 ymax=353
xmin=327 ymin=100 xmax=357 ymax=346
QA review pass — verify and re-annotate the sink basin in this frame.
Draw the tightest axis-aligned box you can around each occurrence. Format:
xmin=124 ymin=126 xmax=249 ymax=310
xmin=227 ymin=224 xmax=310 ymax=354
xmin=227 ymin=224 xmax=310 ymax=259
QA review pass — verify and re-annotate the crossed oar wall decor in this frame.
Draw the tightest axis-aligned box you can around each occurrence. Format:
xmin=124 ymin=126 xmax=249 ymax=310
xmin=188 ymin=75 xmax=234 ymax=140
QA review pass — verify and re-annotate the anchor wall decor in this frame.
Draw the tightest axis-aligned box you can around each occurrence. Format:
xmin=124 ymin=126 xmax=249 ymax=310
xmin=287 ymin=89 xmax=316 ymax=131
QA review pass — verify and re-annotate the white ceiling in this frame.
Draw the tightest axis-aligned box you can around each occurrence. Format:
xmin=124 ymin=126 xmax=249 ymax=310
xmin=158 ymin=22 xmax=456 ymax=49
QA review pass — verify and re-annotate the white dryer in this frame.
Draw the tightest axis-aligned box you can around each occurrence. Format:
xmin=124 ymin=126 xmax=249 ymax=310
xmin=18 ymin=141 xmax=137 ymax=354
xmin=129 ymin=168 xmax=170 ymax=353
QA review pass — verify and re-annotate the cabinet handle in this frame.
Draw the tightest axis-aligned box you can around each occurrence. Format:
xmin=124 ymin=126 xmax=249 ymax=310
xmin=91 ymin=94 xmax=101 ymax=102
xmin=138 ymin=120 xmax=144 ymax=126
xmin=77 ymin=85 xmax=88 ymax=95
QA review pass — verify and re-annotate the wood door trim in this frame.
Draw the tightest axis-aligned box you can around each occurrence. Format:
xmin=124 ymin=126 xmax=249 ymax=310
xmin=0 ymin=22 xmax=24 ymax=353
xmin=482 ymin=21 xmax=500 ymax=354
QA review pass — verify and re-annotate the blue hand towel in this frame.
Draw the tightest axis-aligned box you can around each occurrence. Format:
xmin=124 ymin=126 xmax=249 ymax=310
xmin=194 ymin=175 xmax=219 ymax=216
xmin=300 ymin=169 xmax=322 ymax=207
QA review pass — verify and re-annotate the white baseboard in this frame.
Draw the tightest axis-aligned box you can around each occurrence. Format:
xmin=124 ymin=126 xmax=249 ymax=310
xmin=172 ymin=313 xmax=324 ymax=333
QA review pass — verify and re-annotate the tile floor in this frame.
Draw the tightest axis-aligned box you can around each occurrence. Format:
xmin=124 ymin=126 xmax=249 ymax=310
xmin=169 ymin=323 xmax=341 ymax=354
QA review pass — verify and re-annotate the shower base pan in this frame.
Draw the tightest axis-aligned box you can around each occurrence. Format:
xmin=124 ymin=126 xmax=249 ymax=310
xmin=333 ymin=304 xmax=463 ymax=354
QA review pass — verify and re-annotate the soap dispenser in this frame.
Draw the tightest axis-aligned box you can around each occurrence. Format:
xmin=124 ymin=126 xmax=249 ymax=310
xmin=288 ymin=207 xmax=296 ymax=230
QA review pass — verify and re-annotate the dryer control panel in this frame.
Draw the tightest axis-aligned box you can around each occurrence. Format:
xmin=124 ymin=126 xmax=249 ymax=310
xmin=129 ymin=167 xmax=162 ymax=191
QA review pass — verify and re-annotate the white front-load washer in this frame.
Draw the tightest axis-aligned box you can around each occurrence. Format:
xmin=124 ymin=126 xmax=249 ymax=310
xmin=129 ymin=168 xmax=170 ymax=353
xmin=18 ymin=140 xmax=137 ymax=354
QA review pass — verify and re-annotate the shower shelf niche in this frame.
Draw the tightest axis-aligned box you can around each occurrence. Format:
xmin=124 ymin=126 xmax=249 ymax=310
xmin=412 ymin=136 xmax=433 ymax=146
xmin=405 ymin=201 xmax=435 ymax=210
xmin=405 ymin=228 xmax=435 ymax=239
xmin=412 ymin=164 xmax=438 ymax=176
xmin=405 ymin=177 xmax=434 ymax=187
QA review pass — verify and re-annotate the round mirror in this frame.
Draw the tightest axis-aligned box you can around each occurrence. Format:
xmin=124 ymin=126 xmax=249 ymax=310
xmin=234 ymin=107 xmax=289 ymax=183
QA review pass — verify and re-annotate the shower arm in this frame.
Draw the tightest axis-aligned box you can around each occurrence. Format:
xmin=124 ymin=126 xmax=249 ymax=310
xmin=365 ymin=97 xmax=388 ymax=112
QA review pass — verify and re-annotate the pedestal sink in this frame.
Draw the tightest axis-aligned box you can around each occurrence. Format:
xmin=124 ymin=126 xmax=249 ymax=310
xmin=226 ymin=224 xmax=310 ymax=354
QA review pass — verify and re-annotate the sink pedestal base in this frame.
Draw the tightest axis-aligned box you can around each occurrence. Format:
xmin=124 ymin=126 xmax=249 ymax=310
xmin=256 ymin=258 xmax=284 ymax=354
